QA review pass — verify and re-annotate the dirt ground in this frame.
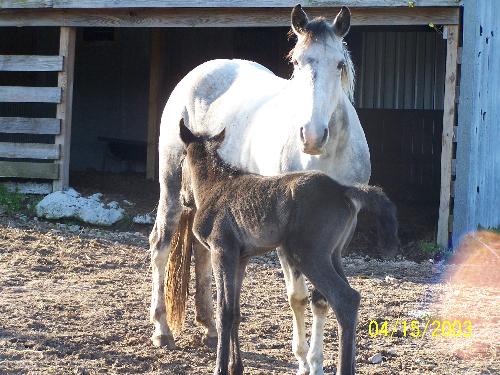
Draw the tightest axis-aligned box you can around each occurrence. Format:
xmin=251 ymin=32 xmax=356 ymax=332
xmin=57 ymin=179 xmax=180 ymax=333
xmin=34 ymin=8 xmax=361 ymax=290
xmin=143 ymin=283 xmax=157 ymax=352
xmin=0 ymin=214 xmax=498 ymax=375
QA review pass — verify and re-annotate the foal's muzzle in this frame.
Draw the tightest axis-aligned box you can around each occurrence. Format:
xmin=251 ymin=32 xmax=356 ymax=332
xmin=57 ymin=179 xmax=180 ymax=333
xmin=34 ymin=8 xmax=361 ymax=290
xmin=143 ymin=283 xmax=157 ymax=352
xmin=300 ymin=126 xmax=329 ymax=155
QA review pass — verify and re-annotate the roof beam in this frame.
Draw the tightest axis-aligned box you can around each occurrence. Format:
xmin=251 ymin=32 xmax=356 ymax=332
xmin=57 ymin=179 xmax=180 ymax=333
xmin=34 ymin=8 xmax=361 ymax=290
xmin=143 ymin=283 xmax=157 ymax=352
xmin=0 ymin=7 xmax=460 ymax=27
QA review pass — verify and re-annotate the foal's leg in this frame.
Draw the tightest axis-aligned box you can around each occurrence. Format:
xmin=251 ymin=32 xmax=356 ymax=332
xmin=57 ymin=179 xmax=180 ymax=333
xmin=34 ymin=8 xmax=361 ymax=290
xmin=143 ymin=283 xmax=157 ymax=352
xmin=229 ymin=258 xmax=249 ymax=375
xmin=308 ymin=224 xmax=357 ymax=373
xmin=149 ymin=174 xmax=182 ymax=348
xmin=211 ymin=247 xmax=238 ymax=375
xmin=277 ymin=248 xmax=310 ymax=375
xmin=193 ymin=240 xmax=217 ymax=347
xmin=298 ymin=256 xmax=360 ymax=375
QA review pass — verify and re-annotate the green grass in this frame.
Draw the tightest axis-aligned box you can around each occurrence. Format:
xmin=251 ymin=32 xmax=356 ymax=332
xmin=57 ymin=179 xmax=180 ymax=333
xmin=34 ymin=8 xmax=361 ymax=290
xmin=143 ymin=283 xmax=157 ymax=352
xmin=419 ymin=241 xmax=441 ymax=255
xmin=0 ymin=184 xmax=26 ymax=214
xmin=0 ymin=185 xmax=42 ymax=216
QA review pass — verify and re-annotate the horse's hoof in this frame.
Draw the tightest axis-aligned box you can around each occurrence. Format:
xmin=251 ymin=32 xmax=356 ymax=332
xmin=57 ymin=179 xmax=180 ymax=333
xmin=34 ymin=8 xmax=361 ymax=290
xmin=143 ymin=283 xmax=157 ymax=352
xmin=202 ymin=334 xmax=217 ymax=349
xmin=151 ymin=334 xmax=176 ymax=349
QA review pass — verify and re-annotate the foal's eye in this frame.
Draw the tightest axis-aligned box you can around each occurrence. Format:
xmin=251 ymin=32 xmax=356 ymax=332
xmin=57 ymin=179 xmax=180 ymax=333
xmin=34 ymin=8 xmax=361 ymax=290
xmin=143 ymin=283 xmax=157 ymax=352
xmin=337 ymin=61 xmax=346 ymax=70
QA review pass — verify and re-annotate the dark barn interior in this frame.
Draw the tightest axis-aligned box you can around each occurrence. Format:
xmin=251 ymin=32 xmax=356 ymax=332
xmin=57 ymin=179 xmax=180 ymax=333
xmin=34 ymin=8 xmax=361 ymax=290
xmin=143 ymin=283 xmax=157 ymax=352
xmin=0 ymin=25 xmax=446 ymax=255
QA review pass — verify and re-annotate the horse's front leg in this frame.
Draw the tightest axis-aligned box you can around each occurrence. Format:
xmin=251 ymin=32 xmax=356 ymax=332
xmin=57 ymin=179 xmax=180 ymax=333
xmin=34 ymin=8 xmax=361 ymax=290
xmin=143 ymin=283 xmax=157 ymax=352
xmin=211 ymin=247 xmax=238 ymax=375
xmin=307 ymin=289 xmax=328 ymax=375
xmin=229 ymin=257 xmax=249 ymax=375
xmin=277 ymin=248 xmax=310 ymax=375
xmin=193 ymin=240 xmax=217 ymax=348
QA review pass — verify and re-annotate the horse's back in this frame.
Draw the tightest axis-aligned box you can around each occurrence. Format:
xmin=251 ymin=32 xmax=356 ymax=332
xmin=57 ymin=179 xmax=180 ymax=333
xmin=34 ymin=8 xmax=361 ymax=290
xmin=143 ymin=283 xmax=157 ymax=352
xmin=160 ymin=59 xmax=279 ymax=138
xmin=158 ymin=59 xmax=285 ymax=178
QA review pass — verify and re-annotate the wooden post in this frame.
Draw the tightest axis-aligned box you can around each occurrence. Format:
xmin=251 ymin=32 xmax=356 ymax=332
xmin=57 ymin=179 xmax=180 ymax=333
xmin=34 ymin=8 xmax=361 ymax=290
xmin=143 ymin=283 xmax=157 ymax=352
xmin=146 ymin=28 xmax=163 ymax=180
xmin=437 ymin=25 xmax=459 ymax=248
xmin=53 ymin=27 xmax=76 ymax=191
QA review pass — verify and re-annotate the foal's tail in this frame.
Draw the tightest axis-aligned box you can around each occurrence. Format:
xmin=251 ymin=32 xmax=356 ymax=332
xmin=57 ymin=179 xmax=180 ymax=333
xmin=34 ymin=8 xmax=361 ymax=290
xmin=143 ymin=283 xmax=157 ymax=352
xmin=165 ymin=208 xmax=195 ymax=337
xmin=346 ymin=185 xmax=400 ymax=256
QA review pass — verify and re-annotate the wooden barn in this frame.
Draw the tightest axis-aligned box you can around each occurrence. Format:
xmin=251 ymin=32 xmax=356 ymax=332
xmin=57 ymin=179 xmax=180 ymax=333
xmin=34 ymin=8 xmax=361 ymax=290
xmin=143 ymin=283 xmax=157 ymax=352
xmin=0 ymin=0 xmax=498 ymax=248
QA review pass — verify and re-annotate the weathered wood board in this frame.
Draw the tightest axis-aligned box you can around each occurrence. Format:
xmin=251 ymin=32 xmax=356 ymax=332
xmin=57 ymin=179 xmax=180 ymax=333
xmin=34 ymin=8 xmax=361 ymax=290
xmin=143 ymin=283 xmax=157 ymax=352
xmin=0 ymin=161 xmax=59 ymax=179
xmin=0 ymin=55 xmax=63 ymax=71
xmin=0 ymin=7 xmax=459 ymax=27
xmin=0 ymin=86 xmax=61 ymax=103
xmin=0 ymin=117 xmax=61 ymax=134
xmin=0 ymin=142 xmax=60 ymax=159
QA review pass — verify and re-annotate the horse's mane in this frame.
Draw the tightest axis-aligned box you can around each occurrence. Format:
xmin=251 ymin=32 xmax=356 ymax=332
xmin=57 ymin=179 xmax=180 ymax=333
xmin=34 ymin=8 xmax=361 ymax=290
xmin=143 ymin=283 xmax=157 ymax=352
xmin=287 ymin=17 xmax=355 ymax=102
xmin=204 ymin=141 xmax=245 ymax=178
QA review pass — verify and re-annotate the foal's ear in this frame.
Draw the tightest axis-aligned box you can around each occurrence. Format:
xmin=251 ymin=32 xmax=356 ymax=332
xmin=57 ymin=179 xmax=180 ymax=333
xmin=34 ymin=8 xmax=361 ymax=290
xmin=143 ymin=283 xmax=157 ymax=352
xmin=212 ymin=128 xmax=226 ymax=145
xmin=291 ymin=4 xmax=309 ymax=36
xmin=179 ymin=118 xmax=197 ymax=145
xmin=332 ymin=6 xmax=351 ymax=38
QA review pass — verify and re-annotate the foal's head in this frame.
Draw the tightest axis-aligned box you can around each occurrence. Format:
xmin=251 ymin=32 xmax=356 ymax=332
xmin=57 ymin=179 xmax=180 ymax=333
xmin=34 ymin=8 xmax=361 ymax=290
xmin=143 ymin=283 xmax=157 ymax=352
xmin=289 ymin=5 xmax=355 ymax=155
xmin=179 ymin=118 xmax=225 ymax=164
xmin=179 ymin=119 xmax=228 ymax=205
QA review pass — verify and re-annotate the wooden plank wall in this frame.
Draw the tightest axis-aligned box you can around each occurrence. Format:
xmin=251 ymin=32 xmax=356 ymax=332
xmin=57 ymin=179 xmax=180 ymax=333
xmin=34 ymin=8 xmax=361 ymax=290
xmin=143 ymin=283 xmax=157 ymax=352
xmin=0 ymin=27 xmax=75 ymax=191
xmin=453 ymin=0 xmax=500 ymax=246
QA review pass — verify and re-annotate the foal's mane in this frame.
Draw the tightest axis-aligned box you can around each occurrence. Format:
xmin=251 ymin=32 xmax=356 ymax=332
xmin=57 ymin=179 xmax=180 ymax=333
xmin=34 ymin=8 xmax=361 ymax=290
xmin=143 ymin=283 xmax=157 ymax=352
xmin=287 ymin=17 xmax=355 ymax=102
xmin=201 ymin=140 xmax=245 ymax=178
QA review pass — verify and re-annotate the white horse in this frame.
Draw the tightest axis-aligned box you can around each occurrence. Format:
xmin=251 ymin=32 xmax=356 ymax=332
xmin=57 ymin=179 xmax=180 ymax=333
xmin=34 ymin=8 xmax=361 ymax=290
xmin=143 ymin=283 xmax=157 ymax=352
xmin=149 ymin=5 xmax=370 ymax=375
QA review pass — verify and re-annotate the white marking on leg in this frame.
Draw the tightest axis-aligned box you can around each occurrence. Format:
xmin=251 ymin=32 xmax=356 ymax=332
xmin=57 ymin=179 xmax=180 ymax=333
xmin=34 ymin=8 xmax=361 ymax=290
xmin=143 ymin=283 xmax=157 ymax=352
xmin=278 ymin=250 xmax=310 ymax=375
xmin=308 ymin=298 xmax=328 ymax=375
xmin=150 ymin=246 xmax=171 ymax=340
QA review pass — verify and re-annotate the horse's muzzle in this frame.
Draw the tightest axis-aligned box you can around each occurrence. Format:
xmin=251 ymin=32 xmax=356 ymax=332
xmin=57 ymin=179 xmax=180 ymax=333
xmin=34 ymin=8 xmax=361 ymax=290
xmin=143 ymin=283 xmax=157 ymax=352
xmin=300 ymin=127 xmax=329 ymax=155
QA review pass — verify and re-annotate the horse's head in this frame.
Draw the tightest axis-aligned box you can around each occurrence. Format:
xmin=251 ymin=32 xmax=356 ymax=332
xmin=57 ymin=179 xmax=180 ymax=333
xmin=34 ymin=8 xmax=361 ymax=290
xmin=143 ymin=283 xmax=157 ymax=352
xmin=289 ymin=4 xmax=354 ymax=155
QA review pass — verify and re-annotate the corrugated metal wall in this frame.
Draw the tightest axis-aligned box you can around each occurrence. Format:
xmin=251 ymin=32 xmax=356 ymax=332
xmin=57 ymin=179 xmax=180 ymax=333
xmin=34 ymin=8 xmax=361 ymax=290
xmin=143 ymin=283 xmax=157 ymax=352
xmin=355 ymin=29 xmax=446 ymax=110
xmin=454 ymin=0 xmax=500 ymax=244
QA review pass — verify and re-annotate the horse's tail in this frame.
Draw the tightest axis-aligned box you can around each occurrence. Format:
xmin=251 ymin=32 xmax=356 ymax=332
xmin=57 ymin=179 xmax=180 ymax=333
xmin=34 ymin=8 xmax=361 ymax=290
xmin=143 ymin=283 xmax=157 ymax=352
xmin=165 ymin=208 xmax=195 ymax=337
xmin=345 ymin=184 xmax=400 ymax=256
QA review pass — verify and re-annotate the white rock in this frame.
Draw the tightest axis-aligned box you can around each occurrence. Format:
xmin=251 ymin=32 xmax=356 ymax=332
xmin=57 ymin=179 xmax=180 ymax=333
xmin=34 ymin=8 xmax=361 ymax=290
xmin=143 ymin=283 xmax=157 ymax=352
xmin=36 ymin=188 xmax=125 ymax=226
xmin=369 ymin=353 xmax=383 ymax=364
xmin=107 ymin=201 xmax=120 ymax=209
xmin=65 ymin=188 xmax=80 ymax=198
xmin=384 ymin=275 xmax=396 ymax=283
xmin=132 ymin=213 xmax=155 ymax=224
xmin=88 ymin=192 xmax=103 ymax=201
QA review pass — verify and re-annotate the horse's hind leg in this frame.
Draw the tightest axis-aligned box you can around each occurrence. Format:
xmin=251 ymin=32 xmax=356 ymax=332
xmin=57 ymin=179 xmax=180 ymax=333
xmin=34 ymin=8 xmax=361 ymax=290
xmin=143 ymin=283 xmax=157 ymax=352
xmin=193 ymin=240 xmax=217 ymax=347
xmin=308 ymin=223 xmax=356 ymax=373
xmin=277 ymin=248 xmax=310 ymax=375
xmin=298 ymin=255 xmax=360 ymax=375
xmin=149 ymin=171 xmax=182 ymax=348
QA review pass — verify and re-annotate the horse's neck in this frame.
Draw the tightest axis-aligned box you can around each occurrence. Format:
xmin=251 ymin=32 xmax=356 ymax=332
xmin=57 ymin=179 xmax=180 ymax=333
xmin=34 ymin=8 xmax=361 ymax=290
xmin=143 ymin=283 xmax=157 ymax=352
xmin=192 ymin=148 xmax=236 ymax=191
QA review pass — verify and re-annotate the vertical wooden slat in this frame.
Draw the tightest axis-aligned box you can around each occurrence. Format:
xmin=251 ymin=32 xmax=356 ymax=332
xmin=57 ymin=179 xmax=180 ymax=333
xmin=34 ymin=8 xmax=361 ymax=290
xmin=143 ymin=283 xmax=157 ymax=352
xmin=146 ymin=28 xmax=163 ymax=180
xmin=437 ymin=25 xmax=459 ymax=248
xmin=53 ymin=26 xmax=76 ymax=191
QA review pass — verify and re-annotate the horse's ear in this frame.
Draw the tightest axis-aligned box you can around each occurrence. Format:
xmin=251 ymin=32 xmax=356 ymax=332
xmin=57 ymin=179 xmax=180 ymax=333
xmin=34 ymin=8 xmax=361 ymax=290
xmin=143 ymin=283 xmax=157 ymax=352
xmin=291 ymin=4 xmax=309 ymax=35
xmin=332 ymin=6 xmax=351 ymax=38
xmin=212 ymin=128 xmax=226 ymax=145
xmin=179 ymin=118 xmax=197 ymax=145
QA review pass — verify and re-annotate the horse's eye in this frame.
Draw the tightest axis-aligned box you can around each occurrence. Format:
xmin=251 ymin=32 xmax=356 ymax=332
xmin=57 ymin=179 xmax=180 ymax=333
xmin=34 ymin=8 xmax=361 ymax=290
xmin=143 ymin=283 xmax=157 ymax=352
xmin=337 ymin=61 xmax=346 ymax=70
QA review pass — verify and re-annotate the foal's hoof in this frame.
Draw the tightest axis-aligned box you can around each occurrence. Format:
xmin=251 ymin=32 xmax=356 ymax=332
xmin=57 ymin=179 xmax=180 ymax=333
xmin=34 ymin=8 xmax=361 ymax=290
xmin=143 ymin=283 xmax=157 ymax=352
xmin=151 ymin=334 xmax=176 ymax=349
xmin=202 ymin=334 xmax=217 ymax=349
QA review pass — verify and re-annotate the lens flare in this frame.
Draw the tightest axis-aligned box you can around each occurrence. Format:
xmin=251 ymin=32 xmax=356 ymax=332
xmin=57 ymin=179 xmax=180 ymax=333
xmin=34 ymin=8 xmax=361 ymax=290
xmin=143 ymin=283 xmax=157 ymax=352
xmin=435 ymin=231 xmax=499 ymax=361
